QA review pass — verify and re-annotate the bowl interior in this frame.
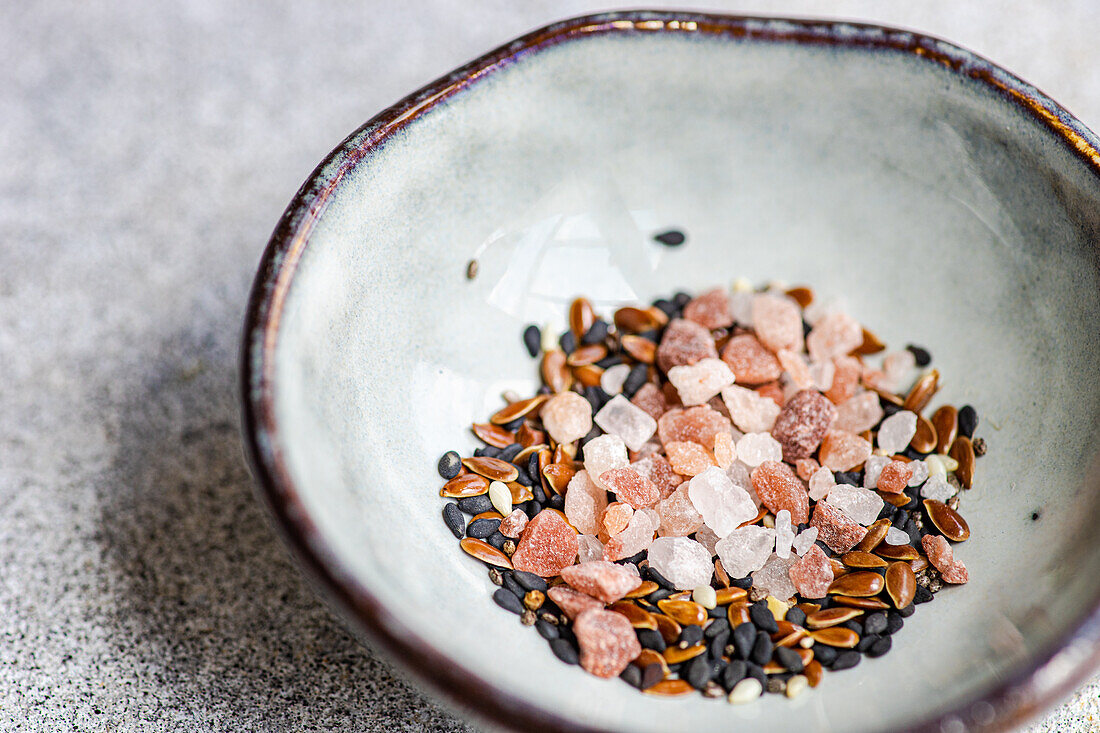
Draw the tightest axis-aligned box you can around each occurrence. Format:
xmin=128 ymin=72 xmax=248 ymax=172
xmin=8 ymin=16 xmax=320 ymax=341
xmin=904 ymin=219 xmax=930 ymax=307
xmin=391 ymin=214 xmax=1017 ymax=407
xmin=263 ymin=22 xmax=1100 ymax=732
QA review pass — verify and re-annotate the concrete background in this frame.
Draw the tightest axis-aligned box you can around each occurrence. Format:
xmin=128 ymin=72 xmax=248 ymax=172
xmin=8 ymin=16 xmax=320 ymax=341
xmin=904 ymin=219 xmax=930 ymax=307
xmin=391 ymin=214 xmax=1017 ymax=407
xmin=1 ymin=1 xmax=1097 ymax=730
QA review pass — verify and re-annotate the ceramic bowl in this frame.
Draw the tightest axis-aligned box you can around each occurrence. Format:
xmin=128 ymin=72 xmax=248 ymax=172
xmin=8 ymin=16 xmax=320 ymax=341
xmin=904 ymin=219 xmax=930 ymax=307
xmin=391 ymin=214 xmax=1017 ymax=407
xmin=241 ymin=11 xmax=1100 ymax=732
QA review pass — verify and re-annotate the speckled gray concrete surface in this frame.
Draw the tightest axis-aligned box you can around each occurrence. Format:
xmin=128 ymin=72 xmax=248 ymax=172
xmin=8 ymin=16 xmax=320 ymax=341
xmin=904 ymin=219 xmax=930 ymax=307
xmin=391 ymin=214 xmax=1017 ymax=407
xmin=2 ymin=2 xmax=1098 ymax=731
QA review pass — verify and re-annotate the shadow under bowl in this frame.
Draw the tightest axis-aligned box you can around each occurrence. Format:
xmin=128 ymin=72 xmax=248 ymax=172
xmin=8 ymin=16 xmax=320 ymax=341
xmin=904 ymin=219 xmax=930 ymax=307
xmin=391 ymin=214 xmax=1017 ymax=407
xmin=242 ymin=11 xmax=1100 ymax=733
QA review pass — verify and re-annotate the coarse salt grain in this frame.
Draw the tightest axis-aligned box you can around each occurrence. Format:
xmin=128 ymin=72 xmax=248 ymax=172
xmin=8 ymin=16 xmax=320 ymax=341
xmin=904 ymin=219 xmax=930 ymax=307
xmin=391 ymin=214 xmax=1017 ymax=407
xmin=584 ymin=434 xmax=628 ymax=491
xmin=878 ymin=410 xmax=918 ymax=455
xmin=600 ymin=363 xmax=632 ymax=395
xmin=540 ymin=391 xmax=593 ymax=445
xmin=687 ymin=466 xmax=759 ymax=537
xmin=647 ymin=536 xmax=714 ymax=590
xmin=735 ymin=432 xmax=782 ymax=467
xmin=594 ymin=394 xmax=657 ymax=451
xmin=668 ymin=358 xmax=736 ymax=406
xmin=884 ymin=527 xmax=910 ymax=546
xmin=791 ymin=527 xmax=819 ymax=556
xmin=715 ymin=525 xmax=776 ymax=578
xmin=808 ymin=466 xmax=835 ymax=501
xmin=564 ymin=469 xmax=608 ymax=536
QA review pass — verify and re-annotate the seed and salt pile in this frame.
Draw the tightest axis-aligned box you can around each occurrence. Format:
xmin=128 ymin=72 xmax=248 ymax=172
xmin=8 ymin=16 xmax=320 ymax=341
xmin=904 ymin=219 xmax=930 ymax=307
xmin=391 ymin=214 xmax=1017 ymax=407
xmin=436 ymin=279 xmax=984 ymax=702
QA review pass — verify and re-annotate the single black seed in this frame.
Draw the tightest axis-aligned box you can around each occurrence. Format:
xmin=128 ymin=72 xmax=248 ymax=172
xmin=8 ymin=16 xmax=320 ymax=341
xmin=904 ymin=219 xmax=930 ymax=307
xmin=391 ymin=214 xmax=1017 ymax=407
xmin=549 ymin=638 xmax=579 ymax=665
xmin=486 ymin=531 xmax=507 ymax=550
xmin=652 ymin=298 xmax=677 ymax=318
xmin=834 ymin=471 xmax=861 ymax=485
xmin=679 ymin=625 xmax=704 ymax=647
xmin=502 ymin=415 xmax=525 ymax=432
xmin=906 ymin=523 xmax=923 ymax=547
xmin=750 ymin=631 xmax=773 ymax=665
xmin=499 ymin=443 xmax=523 ymax=462
xmin=594 ymin=355 xmax=623 ymax=370
xmin=501 ymin=572 xmax=525 ymax=599
xmin=654 ymin=229 xmax=686 ymax=247
xmin=581 ymin=319 xmax=609 ymax=346
xmin=493 ymin=588 xmax=524 ymax=615
xmin=585 ymin=385 xmax=610 ymax=412
xmin=522 ymin=500 xmax=540 ymax=518
xmin=535 ymin=619 xmax=559 ymax=640
xmin=548 ymin=493 xmax=565 ymax=510
xmin=437 ymin=451 xmax=462 ymax=479
xmin=906 ymin=344 xmax=932 ymax=367
xmin=647 ymin=588 xmax=675 ymax=603
xmin=816 ymin=596 xmax=835 ymax=610
xmin=842 ymin=620 xmax=864 ymax=635
xmin=831 ymin=650 xmax=862 ymax=671
xmin=774 ymin=646 xmax=804 ymax=673
xmin=705 ymin=618 xmax=730 ymax=639
xmin=708 ymin=629 xmax=730 ymax=660
xmin=750 ymin=601 xmax=779 ymax=633
xmin=525 ymin=450 xmax=540 ymax=477
xmin=513 ymin=570 xmax=548 ymax=592
xmin=637 ymin=629 xmax=666 ymax=652
xmin=673 ymin=292 xmax=692 ymax=308
xmin=913 ymin=585 xmax=934 ymax=604
xmin=621 ymin=363 xmax=649 ymax=399
xmin=885 ymin=611 xmax=905 ymax=635
xmin=640 ymin=663 xmax=664 ymax=690
xmin=881 ymin=401 xmax=903 ymax=419
xmin=958 ymin=405 xmax=978 ymax=438
xmin=442 ymin=502 xmax=464 ymax=539
xmin=868 ymin=636 xmax=893 ymax=658
xmin=637 ymin=329 xmax=662 ymax=343
xmin=514 ymin=468 xmax=535 ymax=488
xmin=619 ymin=663 xmax=643 ymax=689
xmin=646 ymin=567 xmax=675 ymax=590
xmin=897 ymin=602 xmax=916 ymax=618
xmin=856 ymin=633 xmax=880 ymax=653
xmin=456 ymin=495 xmax=493 ymax=515
xmin=863 ymin=613 xmax=887 ymax=636
xmin=732 ymin=621 xmax=756 ymax=660
xmin=618 ymin=550 xmax=647 ymax=566
xmin=1031 ymin=510 xmax=1041 ymax=521
xmin=683 ymin=655 xmax=710 ymax=690
xmin=557 ymin=625 xmax=577 ymax=646
xmin=530 ymin=482 xmax=546 ymax=504
xmin=745 ymin=662 xmax=767 ymax=689
xmin=475 ymin=445 xmax=502 ymax=459
xmin=813 ymin=644 xmax=838 ymax=665
xmin=878 ymin=503 xmax=897 ymax=521
xmin=708 ymin=606 xmax=725 ymax=619
xmin=523 ymin=325 xmax=541 ymax=357
xmin=731 ymin=576 xmax=754 ymax=590
xmin=785 ymin=607 xmax=807 ymax=628
xmin=722 ymin=660 xmax=748 ymax=691
xmin=466 ymin=518 xmax=500 ymax=540
xmin=558 ymin=330 xmax=576 ymax=355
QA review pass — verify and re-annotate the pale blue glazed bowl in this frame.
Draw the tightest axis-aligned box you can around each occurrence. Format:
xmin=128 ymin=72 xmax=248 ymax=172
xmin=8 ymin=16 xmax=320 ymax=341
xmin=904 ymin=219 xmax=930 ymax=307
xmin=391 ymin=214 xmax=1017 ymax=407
xmin=242 ymin=11 xmax=1100 ymax=732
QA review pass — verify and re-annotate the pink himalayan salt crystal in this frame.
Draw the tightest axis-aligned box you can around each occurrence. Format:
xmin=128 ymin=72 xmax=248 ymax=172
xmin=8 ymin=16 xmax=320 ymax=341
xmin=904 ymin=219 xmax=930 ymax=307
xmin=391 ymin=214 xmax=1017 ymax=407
xmin=584 ymin=434 xmax=628 ymax=491
xmin=577 ymin=534 xmax=606 ymax=563
xmin=604 ymin=508 xmax=660 ymax=561
xmin=647 ymin=537 xmax=714 ymax=589
xmin=751 ymin=293 xmax=804 ymax=354
xmin=825 ymin=356 xmax=862 ymax=405
xmin=810 ymin=501 xmax=868 ymax=553
xmin=833 ymin=392 xmax=884 ymax=434
xmin=657 ymin=405 xmax=733 ymax=450
xmin=512 ymin=510 xmax=579 ymax=577
xmin=656 ymin=318 xmax=719 ymax=374
xmin=750 ymin=460 xmax=809 ymax=524
xmin=818 ymin=429 xmax=873 ymax=471
xmin=540 ymin=391 xmax=593 ymax=445
xmin=788 ymin=544 xmax=834 ymax=598
xmin=594 ymin=394 xmax=657 ymax=452
xmin=656 ymin=484 xmax=704 ymax=537
xmin=721 ymin=333 xmax=782 ymax=385
xmin=922 ymin=535 xmax=969 ymax=584
xmin=499 ymin=509 xmax=529 ymax=538
xmin=600 ymin=467 xmax=660 ymax=509
xmin=877 ymin=460 xmax=913 ymax=494
xmin=777 ymin=349 xmax=814 ymax=389
xmin=668 ymin=358 xmax=735 ymax=406
xmin=721 ymin=384 xmax=780 ymax=434
xmin=810 ymin=359 xmax=835 ymax=392
xmin=630 ymin=382 xmax=670 ymax=421
xmin=808 ymin=466 xmax=835 ymax=501
xmin=631 ymin=441 xmax=663 ymax=461
xmin=752 ymin=553 xmax=798 ymax=601
xmin=547 ymin=585 xmax=603 ymax=620
xmin=574 ymin=608 xmax=643 ymax=678
xmin=630 ymin=454 xmax=682 ymax=500
xmin=806 ymin=311 xmax=863 ymax=363
xmin=564 ymin=469 xmax=608 ymax=536
xmin=770 ymin=389 xmax=838 ymax=462
xmin=683 ymin=288 xmax=734 ymax=329
xmin=713 ymin=431 xmax=736 ymax=469
xmin=665 ymin=441 xmax=716 ymax=477
xmin=561 ymin=560 xmax=643 ymax=603
xmin=796 ymin=458 xmax=820 ymax=482
xmin=601 ymin=502 xmax=634 ymax=537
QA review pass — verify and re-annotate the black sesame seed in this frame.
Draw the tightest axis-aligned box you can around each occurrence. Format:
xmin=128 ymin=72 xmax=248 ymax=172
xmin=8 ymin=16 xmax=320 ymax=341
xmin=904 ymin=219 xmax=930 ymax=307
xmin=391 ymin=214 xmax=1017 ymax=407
xmin=877 ymin=503 xmax=897 ymax=522
xmin=913 ymin=585 xmax=934 ymax=604
xmin=722 ymin=659 xmax=747 ymax=691
xmin=493 ymin=588 xmax=524 ymax=615
xmin=732 ymin=621 xmax=756 ymax=660
xmin=521 ymin=499 xmax=540 ymax=517
xmin=647 ymin=588 xmax=675 ymax=603
xmin=646 ymin=567 xmax=675 ymax=590
xmin=500 ymin=572 xmax=525 ymax=599
xmin=958 ymin=405 xmax=978 ymax=438
xmin=499 ymin=443 xmax=523 ymax=463
xmin=813 ymin=644 xmax=838 ymax=666
xmin=535 ymin=618 xmax=559 ymax=640
xmin=466 ymin=517 xmax=500 ymax=540
xmin=530 ymin=481 xmax=546 ymax=504
xmin=513 ymin=467 xmax=534 ymax=488
xmin=549 ymin=638 xmax=579 ymax=665
xmin=885 ymin=611 xmax=905 ymax=635
xmin=456 ymin=495 xmax=493 ymax=515
xmin=745 ymin=662 xmax=767 ymax=689
xmin=559 ymin=330 xmax=576 ymax=355
xmin=708 ymin=606 xmax=726 ymax=619
xmin=513 ymin=570 xmax=548 ymax=592
xmin=1031 ymin=510 xmax=1041 ymax=521
xmin=868 ymin=636 xmax=892 ymax=657
xmin=673 ymin=292 xmax=692 ymax=308
xmin=905 ymin=523 xmax=922 ymax=547
xmin=834 ymin=471 xmax=861 ymax=485
xmin=640 ymin=663 xmax=664 ymax=690
xmin=685 ymin=655 xmax=712 ymax=690
xmin=750 ymin=601 xmax=778 ymax=633
xmin=704 ymin=618 xmax=730 ymax=639
xmin=437 ymin=450 xmax=462 ymax=479
xmin=842 ymin=619 xmax=863 ymax=635
xmin=856 ymin=633 xmax=879 ymax=653
xmin=475 ymin=445 xmax=502 ymax=459
xmin=708 ymin=629 xmax=730 ymax=660
xmin=679 ymin=625 xmax=704 ymax=647
xmin=863 ymin=612 xmax=887 ymax=636
xmin=637 ymin=329 xmax=662 ymax=343
xmin=906 ymin=344 xmax=932 ymax=367
xmin=584 ymin=385 xmax=610 ymax=412
xmin=881 ymin=401 xmax=902 ymax=419
xmin=581 ymin=319 xmax=609 ymax=345
xmin=652 ymin=298 xmax=677 ymax=318
xmin=548 ymin=493 xmax=565 ymax=510
xmin=731 ymin=576 xmax=753 ymax=590
xmin=501 ymin=415 xmax=525 ymax=432
xmin=750 ymin=631 xmax=773 ymax=665
xmin=619 ymin=663 xmax=642 ymax=689
xmin=897 ymin=602 xmax=916 ymax=618
xmin=785 ymin=607 xmax=807 ymax=628
xmin=816 ymin=596 xmax=834 ymax=611
xmin=637 ymin=629 xmax=666 ymax=652
xmin=485 ymin=531 xmax=507 ymax=550
xmin=774 ymin=646 xmax=804 ymax=673
xmin=621 ymin=363 xmax=649 ymax=399
xmin=831 ymin=650 xmax=861 ymax=671
xmin=654 ymin=229 xmax=686 ymax=247
xmin=522 ymin=325 xmax=542 ymax=358
xmin=442 ymin=502 xmax=464 ymax=539
xmin=594 ymin=355 xmax=623 ymax=369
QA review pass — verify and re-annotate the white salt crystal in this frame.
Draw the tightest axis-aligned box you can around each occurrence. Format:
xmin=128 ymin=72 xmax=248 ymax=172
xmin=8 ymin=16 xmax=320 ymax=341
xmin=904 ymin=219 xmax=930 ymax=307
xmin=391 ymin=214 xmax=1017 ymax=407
xmin=687 ymin=466 xmax=759 ymax=537
xmin=577 ymin=534 xmax=606 ymax=563
xmin=583 ymin=434 xmax=628 ymax=491
xmin=751 ymin=553 xmax=798 ymax=601
xmin=715 ymin=525 xmax=776 ymax=578
xmin=920 ymin=474 xmax=956 ymax=502
xmin=721 ymin=385 xmax=781 ymax=434
xmin=907 ymin=459 xmax=929 ymax=487
xmin=835 ymin=392 xmax=885 ymax=435
xmin=668 ymin=358 xmax=736 ymax=406
xmin=877 ymin=410 xmax=917 ymax=455
xmin=792 ymin=527 xmax=819 ymax=556
xmin=725 ymin=461 xmax=752 ymax=491
xmin=774 ymin=509 xmax=796 ymax=559
xmin=599 ymin=363 xmax=631 ymax=396
xmin=647 ymin=537 xmax=714 ymax=590
xmin=810 ymin=359 xmax=835 ymax=392
xmin=694 ymin=525 xmax=721 ymax=556
xmin=824 ymin=484 xmax=884 ymax=526
xmin=884 ymin=527 xmax=910 ymax=546
xmin=735 ymin=432 xmax=782 ymax=467
xmin=593 ymin=394 xmax=657 ymax=452
xmin=863 ymin=455 xmax=891 ymax=489
xmin=808 ymin=466 xmax=835 ymax=501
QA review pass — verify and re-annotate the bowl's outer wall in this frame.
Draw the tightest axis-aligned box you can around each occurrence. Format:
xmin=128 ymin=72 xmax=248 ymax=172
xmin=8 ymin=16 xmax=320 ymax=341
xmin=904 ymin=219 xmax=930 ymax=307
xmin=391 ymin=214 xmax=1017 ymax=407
xmin=243 ymin=12 xmax=1100 ymax=733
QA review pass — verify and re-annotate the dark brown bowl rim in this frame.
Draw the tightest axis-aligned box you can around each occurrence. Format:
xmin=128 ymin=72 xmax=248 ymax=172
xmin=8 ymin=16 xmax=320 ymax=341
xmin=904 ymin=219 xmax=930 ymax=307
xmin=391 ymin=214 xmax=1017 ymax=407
xmin=240 ymin=10 xmax=1100 ymax=732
